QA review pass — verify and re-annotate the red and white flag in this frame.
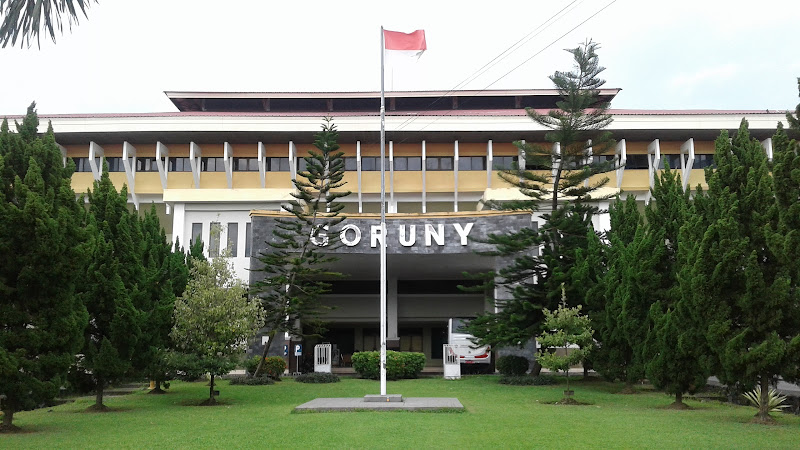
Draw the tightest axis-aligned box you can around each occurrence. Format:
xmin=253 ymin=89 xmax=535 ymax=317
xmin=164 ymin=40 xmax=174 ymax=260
xmin=383 ymin=29 xmax=427 ymax=59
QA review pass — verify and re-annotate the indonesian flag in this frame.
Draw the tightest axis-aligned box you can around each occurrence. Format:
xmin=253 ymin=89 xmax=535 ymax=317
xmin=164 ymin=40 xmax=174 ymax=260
xmin=383 ymin=29 xmax=427 ymax=59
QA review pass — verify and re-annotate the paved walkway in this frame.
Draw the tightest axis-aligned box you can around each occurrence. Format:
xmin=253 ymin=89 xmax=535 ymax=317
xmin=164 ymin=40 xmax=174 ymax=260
xmin=707 ymin=377 xmax=800 ymax=396
xmin=295 ymin=396 xmax=464 ymax=412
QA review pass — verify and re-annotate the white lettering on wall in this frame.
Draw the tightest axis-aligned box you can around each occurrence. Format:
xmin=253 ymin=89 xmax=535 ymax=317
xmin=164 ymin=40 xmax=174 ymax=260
xmin=399 ymin=225 xmax=416 ymax=247
xmin=370 ymin=225 xmax=385 ymax=248
xmin=310 ymin=225 xmax=329 ymax=247
xmin=340 ymin=224 xmax=361 ymax=247
xmin=425 ymin=223 xmax=445 ymax=246
xmin=452 ymin=222 xmax=474 ymax=246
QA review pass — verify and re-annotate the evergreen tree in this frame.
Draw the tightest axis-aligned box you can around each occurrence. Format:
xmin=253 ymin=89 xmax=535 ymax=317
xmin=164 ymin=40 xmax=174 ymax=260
xmin=0 ymin=105 xmax=87 ymax=431
xmin=684 ymin=120 xmax=800 ymax=423
xmin=466 ymin=41 xmax=616 ymax=360
xmin=250 ymin=118 xmax=350 ymax=377
xmin=592 ymin=196 xmax=661 ymax=390
xmin=171 ymin=254 xmax=264 ymax=404
xmin=134 ymin=205 xmax=188 ymax=393
xmin=80 ymin=169 xmax=143 ymax=411
xmin=644 ymin=167 xmax=709 ymax=408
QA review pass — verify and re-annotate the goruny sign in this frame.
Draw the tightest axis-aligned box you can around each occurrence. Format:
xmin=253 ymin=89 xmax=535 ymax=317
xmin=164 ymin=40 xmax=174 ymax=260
xmin=312 ymin=223 xmax=475 ymax=248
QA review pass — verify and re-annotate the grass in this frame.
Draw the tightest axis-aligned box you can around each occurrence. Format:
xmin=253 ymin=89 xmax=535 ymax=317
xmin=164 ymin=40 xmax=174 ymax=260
xmin=2 ymin=376 xmax=799 ymax=449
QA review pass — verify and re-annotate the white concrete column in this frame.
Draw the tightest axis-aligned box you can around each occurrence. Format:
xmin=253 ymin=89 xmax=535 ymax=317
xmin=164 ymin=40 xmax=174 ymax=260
xmin=171 ymin=202 xmax=186 ymax=248
xmin=288 ymin=141 xmax=297 ymax=186
xmin=453 ymin=140 xmax=459 ymax=212
xmin=761 ymin=137 xmax=773 ymax=162
xmin=615 ymin=139 xmax=627 ymax=188
xmin=88 ymin=141 xmax=104 ymax=180
xmin=421 ymin=140 xmax=427 ymax=214
xmin=389 ymin=140 xmax=394 ymax=207
xmin=257 ymin=142 xmax=267 ymax=188
xmin=679 ymin=138 xmax=695 ymax=191
xmin=155 ymin=141 xmax=168 ymax=189
xmin=189 ymin=142 xmax=202 ymax=188
xmin=223 ymin=142 xmax=233 ymax=189
xmin=646 ymin=139 xmax=661 ymax=203
xmin=486 ymin=140 xmax=493 ymax=188
xmin=123 ymin=141 xmax=139 ymax=210
xmin=58 ymin=143 xmax=67 ymax=168
xmin=356 ymin=140 xmax=363 ymax=213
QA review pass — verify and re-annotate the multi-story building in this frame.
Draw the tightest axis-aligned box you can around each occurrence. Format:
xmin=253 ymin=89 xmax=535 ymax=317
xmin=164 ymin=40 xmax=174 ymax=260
xmin=35 ymin=89 xmax=786 ymax=367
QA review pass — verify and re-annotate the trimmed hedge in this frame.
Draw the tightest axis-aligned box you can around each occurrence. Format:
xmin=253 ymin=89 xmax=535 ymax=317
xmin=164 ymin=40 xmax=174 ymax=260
xmin=229 ymin=376 xmax=275 ymax=386
xmin=294 ymin=372 xmax=340 ymax=383
xmin=496 ymin=355 xmax=529 ymax=376
xmin=351 ymin=351 xmax=426 ymax=380
xmin=498 ymin=375 xmax=557 ymax=386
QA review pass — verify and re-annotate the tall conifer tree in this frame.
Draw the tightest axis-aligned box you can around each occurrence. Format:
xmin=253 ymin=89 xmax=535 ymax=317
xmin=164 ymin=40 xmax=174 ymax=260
xmin=80 ymin=170 xmax=143 ymax=411
xmin=466 ymin=41 xmax=616 ymax=357
xmin=250 ymin=118 xmax=350 ymax=377
xmin=0 ymin=105 xmax=87 ymax=431
xmin=644 ymin=167 xmax=709 ymax=407
xmin=684 ymin=120 xmax=800 ymax=422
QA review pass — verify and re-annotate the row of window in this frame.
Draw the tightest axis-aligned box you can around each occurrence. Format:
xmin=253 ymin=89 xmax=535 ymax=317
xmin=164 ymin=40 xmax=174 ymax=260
xmin=190 ymin=222 xmax=252 ymax=258
xmin=71 ymin=154 xmax=718 ymax=174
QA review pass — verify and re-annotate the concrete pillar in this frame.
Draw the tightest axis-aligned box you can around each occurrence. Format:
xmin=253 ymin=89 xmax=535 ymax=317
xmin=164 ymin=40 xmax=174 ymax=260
xmin=387 ymin=277 xmax=399 ymax=349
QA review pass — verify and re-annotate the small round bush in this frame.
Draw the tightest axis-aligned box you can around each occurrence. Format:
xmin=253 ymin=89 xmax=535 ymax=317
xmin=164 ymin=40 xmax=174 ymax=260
xmin=498 ymin=375 xmax=557 ymax=386
xmin=295 ymin=372 xmax=340 ymax=383
xmin=244 ymin=355 xmax=261 ymax=376
xmin=496 ymin=355 xmax=529 ymax=376
xmin=263 ymin=356 xmax=287 ymax=380
xmin=229 ymin=376 xmax=275 ymax=386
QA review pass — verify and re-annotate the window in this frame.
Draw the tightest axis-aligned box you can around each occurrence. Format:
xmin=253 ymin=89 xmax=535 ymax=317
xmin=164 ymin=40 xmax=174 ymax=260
xmin=169 ymin=157 xmax=192 ymax=172
xmin=191 ymin=223 xmax=203 ymax=246
xmin=344 ymin=157 xmax=357 ymax=171
xmin=105 ymin=157 xmax=124 ymax=172
xmin=661 ymin=154 xmax=682 ymax=170
xmin=135 ymin=157 xmax=159 ymax=172
xmin=267 ymin=157 xmax=290 ymax=172
xmin=209 ymin=222 xmax=221 ymax=257
xmin=244 ymin=222 xmax=252 ymax=257
xmin=360 ymin=156 xmax=388 ymax=171
xmin=394 ymin=156 xmax=422 ymax=171
xmin=458 ymin=156 xmax=486 ymax=171
xmin=71 ymin=157 xmax=92 ymax=172
xmin=296 ymin=158 xmax=308 ymax=172
xmin=693 ymin=154 xmax=715 ymax=169
xmin=233 ymin=157 xmax=259 ymax=172
xmin=227 ymin=223 xmax=238 ymax=257
xmin=625 ymin=155 xmax=649 ymax=169
xmin=492 ymin=156 xmax=517 ymax=170
xmin=201 ymin=157 xmax=225 ymax=172
xmin=426 ymin=156 xmax=454 ymax=171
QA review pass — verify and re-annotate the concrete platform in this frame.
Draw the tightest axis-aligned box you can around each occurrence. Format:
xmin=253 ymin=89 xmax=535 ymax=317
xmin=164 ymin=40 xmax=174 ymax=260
xmin=294 ymin=396 xmax=464 ymax=412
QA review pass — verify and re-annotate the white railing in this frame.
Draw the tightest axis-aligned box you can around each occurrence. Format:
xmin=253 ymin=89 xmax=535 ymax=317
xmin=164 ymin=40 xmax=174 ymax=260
xmin=314 ymin=344 xmax=332 ymax=373
xmin=443 ymin=344 xmax=461 ymax=380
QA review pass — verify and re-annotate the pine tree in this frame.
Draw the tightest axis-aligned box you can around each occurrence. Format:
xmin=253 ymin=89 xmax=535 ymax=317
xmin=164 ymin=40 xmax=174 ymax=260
xmin=250 ymin=118 xmax=350 ymax=377
xmin=0 ymin=105 xmax=87 ymax=431
xmin=466 ymin=41 xmax=616 ymax=360
xmin=80 ymin=169 xmax=143 ymax=411
xmin=644 ymin=167 xmax=709 ymax=408
xmin=592 ymin=196 xmax=661 ymax=390
xmin=171 ymin=254 xmax=264 ymax=404
xmin=684 ymin=120 xmax=800 ymax=423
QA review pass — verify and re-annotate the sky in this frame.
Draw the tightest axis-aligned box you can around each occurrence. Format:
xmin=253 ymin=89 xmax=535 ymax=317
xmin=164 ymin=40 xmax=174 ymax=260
xmin=0 ymin=0 xmax=798 ymax=115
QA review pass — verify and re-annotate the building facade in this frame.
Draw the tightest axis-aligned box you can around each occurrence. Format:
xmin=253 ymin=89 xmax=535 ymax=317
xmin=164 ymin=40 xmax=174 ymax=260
xmin=28 ymin=89 xmax=787 ymax=366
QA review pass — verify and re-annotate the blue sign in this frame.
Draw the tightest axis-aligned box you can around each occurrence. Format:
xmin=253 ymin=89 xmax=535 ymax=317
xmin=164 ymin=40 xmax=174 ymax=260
xmin=283 ymin=345 xmax=288 ymax=356
xmin=294 ymin=344 xmax=302 ymax=356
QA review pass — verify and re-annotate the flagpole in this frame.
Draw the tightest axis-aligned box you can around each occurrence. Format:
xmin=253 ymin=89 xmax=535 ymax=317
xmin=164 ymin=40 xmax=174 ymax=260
xmin=379 ymin=25 xmax=388 ymax=396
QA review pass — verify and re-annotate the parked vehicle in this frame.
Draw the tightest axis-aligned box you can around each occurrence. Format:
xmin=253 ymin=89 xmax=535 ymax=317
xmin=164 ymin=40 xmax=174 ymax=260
xmin=448 ymin=318 xmax=491 ymax=367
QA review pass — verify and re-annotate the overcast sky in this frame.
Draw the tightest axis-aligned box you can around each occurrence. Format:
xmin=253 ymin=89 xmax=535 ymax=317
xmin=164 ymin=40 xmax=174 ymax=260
xmin=0 ymin=0 xmax=798 ymax=115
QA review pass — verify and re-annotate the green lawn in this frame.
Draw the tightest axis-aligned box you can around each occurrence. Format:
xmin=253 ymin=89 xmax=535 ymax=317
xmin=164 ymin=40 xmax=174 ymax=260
xmin=2 ymin=376 xmax=798 ymax=449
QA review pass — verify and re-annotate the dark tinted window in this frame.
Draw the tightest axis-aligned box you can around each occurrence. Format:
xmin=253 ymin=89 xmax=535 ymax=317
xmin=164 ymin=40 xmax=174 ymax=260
xmin=458 ymin=156 xmax=486 ymax=171
xmin=693 ymin=154 xmax=715 ymax=169
xmin=136 ymin=157 xmax=159 ymax=172
xmin=267 ymin=157 xmax=290 ymax=172
xmin=169 ymin=157 xmax=192 ymax=172
xmin=200 ymin=157 xmax=225 ymax=172
xmin=233 ymin=157 xmax=259 ymax=171
xmin=492 ymin=156 xmax=517 ymax=170
xmin=398 ymin=279 xmax=482 ymax=294
xmin=344 ymin=157 xmax=357 ymax=171
xmin=426 ymin=156 xmax=454 ymax=171
xmin=625 ymin=155 xmax=648 ymax=169
xmin=72 ymin=157 xmax=92 ymax=172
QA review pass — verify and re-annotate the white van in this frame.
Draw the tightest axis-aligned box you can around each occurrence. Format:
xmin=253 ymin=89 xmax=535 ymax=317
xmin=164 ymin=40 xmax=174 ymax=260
xmin=448 ymin=318 xmax=492 ymax=367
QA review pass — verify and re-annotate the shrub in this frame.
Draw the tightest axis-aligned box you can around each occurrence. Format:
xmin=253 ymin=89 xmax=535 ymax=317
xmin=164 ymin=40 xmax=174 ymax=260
xmin=352 ymin=351 xmax=426 ymax=380
xmin=496 ymin=355 xmax=529 ymax=376
xmin=742 ymin=385 xmax=789 ymax=413
xmin=499 ymin=375 xmax=557 ymax=386
xmin=244 ymin=355 xmax=261 ymax=376
xmin=229 ymin=376 xmax=275 ymax=386
xmin=263 ymin=356 xmax=288 ymax=380
xmin=295 ymin=372 xmax=340 ymax=383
